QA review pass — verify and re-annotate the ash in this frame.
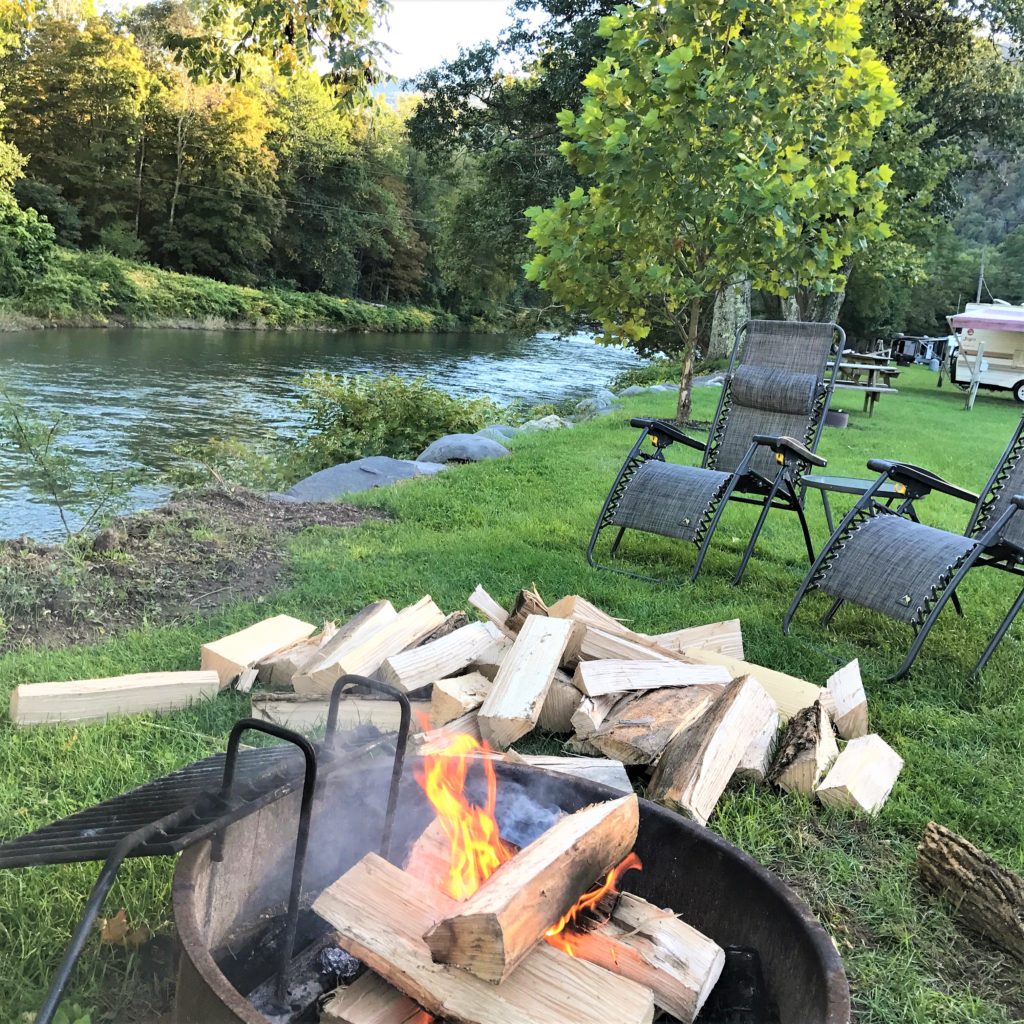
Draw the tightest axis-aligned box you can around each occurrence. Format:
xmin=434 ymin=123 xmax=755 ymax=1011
xmin=492 ymin=778 xmax=564 ymax=847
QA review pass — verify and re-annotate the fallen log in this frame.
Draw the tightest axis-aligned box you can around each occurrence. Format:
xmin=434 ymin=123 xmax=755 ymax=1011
xmin=321 ymin=972 xmax=431 ymax=1024
xmin=588 ymin=687 xmax=718 ymax=767
xmin=378 ymin=623 xmax=505 ymax=694
xmin=467 ymin=586 xmax=516 ymax=639
xmin=732 ymin=676 xmax=781 ymax=783
xmin=201 ymin=614 xmax=316 ymax=687
xmin=10 ymin=670 xmax=220 ymax=726
xmin=570 ymin=892 xmax=725 ymax=1023
xmin=816 ymin=734 xmax=902 ymax=814
xmin=648 ymin=677 xmax=773 ymax=824
xmin=504 ymin=751 xmax=632 ymax=795
xmin=918 ymin=821 xmax=1024 ymax=962
xmin=572 ymin=659 xmax=731 ymax=698
xmin=821 ymin=660 xmax=868 ymax=739
xmin=537 ymin=669 xmax=583 ymax=733
xmin=424 ymin=794 xmax=639 ymax=982
xmin=766 ymin=701 xmax=838 ymax=796
xmin=505 ymin=588 xmax=549 ymax=632
xmin=430 ymin=672 xmax=492 ymax=727
xmin=478 ymin=615 xmax=578 ymax=749
xmin=294 ymin=601 xmax=399 ymax=695
xmin=650 ymin=619 xmax=744 ymax=660
xmin=312 ymin=853 xmax=656 ymax=1024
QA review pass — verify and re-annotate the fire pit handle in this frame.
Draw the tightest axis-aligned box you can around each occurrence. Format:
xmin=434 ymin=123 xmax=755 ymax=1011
xmin=217 ymin=718 xmax=318 ymax=1007
xmin=326 ymin=674 xmax=411 ymax=863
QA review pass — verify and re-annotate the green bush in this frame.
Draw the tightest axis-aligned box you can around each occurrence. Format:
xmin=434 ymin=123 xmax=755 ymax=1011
xmin=294 ymin=373 xmax=502 ymax=470
xmin=0 ymin=194 xmax=55 ymax=297
xmin=611 ymin=358 xmax=681 ymax=389
xmin=18 ymin=264 xmax=107 ymax=320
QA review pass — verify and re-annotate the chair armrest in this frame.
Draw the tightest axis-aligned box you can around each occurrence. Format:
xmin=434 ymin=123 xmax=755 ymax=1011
xmin=866 ymin=459 xmax=979 ymax=504
xmin=752 ymin=434 xmax=827 ymax=468
xmin=1011 ymin=494 xmax=1024 ymax=509
xmin=630 ymin=417 xmax=707 ymax=453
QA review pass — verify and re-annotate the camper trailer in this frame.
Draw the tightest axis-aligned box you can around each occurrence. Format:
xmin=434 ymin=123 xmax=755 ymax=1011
xmin=948 ymin=302 xmax=1024 ymax=403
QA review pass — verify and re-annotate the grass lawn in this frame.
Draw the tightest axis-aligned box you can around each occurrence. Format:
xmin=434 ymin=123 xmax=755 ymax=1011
xmin=1 ymin=365 xmax=1023 ymax=1022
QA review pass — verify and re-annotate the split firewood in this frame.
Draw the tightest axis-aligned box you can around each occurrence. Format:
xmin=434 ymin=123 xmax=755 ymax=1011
xmin=820 ymin=660 xmax=868 ymax=739
xmin=918 ymin=821 xmax=1024 ymax=962
xmin=570 ymin=693 xmax=627 ymax=739
xmin=505 ymin=588 xmax=549 ymax=632
xmin=465 ymin=632 xmax=512 ymax=682
xmin=378 ymin=623 xmax=505 ymax=694
xmin=537 ymin=669 xmax=583 ymax=733
xmin=650 ymin=619 xmax=744 ymax=660
xmin=547 ymin=595 xmax=632 ymax=637
xmin=312 ymin=854 xmax=656 ymax=1024
xmin=321 ymin=971 xmax=431 ymax=1024
xmin=816 ymin=734 xmax=902 ymax=814
xmin=572 ymin=659 xmax=731 ymax=698
xmin=417 ymin=611 xmax=470 ymax=646
xmin=235 ymin=667 xmax=259 ymax=694
xmin=649 ymin=677 xmax=774 ymax=824
xmin=431 ymin=673 xmax=492 ymax=727
xmin=478 ymin=615 xmax=579 ymax=749
xmin=251 ymin=695 xmax=421 ymax=734
xmin=504 ymin=751 xmax=632 ymax=795
xmin=570 ymin=892 xmax=725 ymax=1023
xmin=404 ymin=817 xmax=455 ymax=887
xmin=410 ymin=710 xmax=482 ymax=754
xmin=201 ymin=614 xmax=316 ymax=687
xmin=467 ymin=586 xmax=516 ymax=639
xmin=293 ymin=601 xmax=399 ymax=694
xmin=732 ymin=675 xmax=781 ymax=783
xmin=253 ymin=622 xmax=338 ymax=690
xmin=9 ymin=670 xmax=221 ymax=726
xmin=565 ymin=735 xmax=604 ymax=757
xmin=588 ymin=687 xmax=719 ymax=767
xmin=679 ymin=648 xmax=820 ymax=722
xmin=424 ymin=794 xmax=640 ymax=982
xmin=766 ymin=701 xmax=838 ymax=796
xmin=575 ymin=627 xmax=677 ymax=666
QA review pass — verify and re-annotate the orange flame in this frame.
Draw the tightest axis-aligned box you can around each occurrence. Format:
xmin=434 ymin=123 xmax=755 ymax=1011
xmin=544 ymin=852 xmax=643 ymax=956
xmin=413 ymin=731 xmax=514 ymax=900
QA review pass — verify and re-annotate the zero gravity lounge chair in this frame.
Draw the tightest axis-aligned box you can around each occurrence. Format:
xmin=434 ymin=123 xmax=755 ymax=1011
xmin=587 ymin=319 xmax=844 ymax=583
xmin=784 ymin=416 xmax=1024 ymax=679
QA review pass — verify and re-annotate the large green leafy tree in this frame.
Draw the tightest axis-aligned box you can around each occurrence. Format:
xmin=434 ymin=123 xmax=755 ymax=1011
xmin=526 ymin=0 xmax=899 ymax=421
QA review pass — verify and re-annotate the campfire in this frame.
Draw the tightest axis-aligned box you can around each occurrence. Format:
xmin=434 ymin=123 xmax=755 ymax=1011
xmin=311 ymin=727 xmax=726 ymax=1024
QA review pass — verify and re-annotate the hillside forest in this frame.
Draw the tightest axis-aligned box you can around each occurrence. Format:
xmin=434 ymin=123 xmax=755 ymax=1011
xmin=0 ymin=0 xmax=1022 ymax=349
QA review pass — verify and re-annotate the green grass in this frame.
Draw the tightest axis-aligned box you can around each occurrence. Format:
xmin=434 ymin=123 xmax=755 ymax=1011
xmin=2 ymin=366 xmax=1024 ymax=1021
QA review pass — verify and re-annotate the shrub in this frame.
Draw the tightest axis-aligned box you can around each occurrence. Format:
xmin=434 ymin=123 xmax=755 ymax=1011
xmin=612 ymin=358 xmax=681 ymax=390
xmin=0 ymin=194 xmax=55 ymax=297
xmin=294 ymin=373 xmax=501 ymax=470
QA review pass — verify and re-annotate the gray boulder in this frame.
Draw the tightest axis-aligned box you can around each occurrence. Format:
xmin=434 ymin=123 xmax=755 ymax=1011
xmin=574 ymin=388 xmax=618 ymax=418
xmin=418 ymin=433 xmax=510 ymax=463
xmin=284 ymin=455 xmax=447 ymax=501
xmin=479 ymin=423 xmax=517 ymax=439
xmin=617 ymin=384 xmax=651 ymax=396
xmin=650 ymin=383 xmax=680 ymax=392
xmin=520 ymin=414 xmax=573 ymax=431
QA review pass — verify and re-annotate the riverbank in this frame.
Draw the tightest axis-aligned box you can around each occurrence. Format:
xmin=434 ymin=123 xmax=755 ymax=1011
xmin=0 ymin=247 xmax=536 ymax=335
xmin=1 ymin=371 xmax=1022 ymax=1022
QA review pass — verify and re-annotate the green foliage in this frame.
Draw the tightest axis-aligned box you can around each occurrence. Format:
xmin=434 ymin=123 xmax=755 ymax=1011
xmin=293 ymin=372 xmax=501 ymax=469
xmin=169 ymin=435 xmax=294 ymax=491
xmin=0 ymin=194 xmax=55 ymax=298
xmin=13 ymin=177 xmax=82 ymax=246
xmin=527 ymin=0 xmax=898 ymax=419
xmin=611 ymin=358 xmax=683 ymax=390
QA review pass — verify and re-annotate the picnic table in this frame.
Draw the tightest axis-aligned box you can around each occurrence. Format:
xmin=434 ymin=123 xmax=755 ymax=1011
xmin=827 ymin=354 xmax=900 ymax=416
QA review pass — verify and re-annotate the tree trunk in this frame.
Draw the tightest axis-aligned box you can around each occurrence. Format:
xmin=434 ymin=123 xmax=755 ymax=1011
xmin=708 ymin=277 xmax=751 ymax=361
xmin=134 ymin=129 xmax=146 ymax=238
xmin=783 ymin=260 xmax=853 ymax=323
xmin=677 ymin=296 xmax=700 ymax=423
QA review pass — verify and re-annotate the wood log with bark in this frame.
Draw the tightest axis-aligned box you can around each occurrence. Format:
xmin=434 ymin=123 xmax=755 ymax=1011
xmin=918 ymin=821 xmax=1024 ymax=962
xmin=505 ymin=588 xmax=549 ymax=632
xmin=570 ymin=693 xmax=628 ymax=739
xmin=766 ymin=701 xmax=838 ymax=795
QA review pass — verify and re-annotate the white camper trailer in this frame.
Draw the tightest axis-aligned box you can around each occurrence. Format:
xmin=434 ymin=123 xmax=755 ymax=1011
xmin=948 ymin=302 xmax=1024 ymax=403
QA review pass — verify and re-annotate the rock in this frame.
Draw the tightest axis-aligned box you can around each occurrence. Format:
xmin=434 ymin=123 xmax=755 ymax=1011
xmin=418 ymin=433 xmax=510 ymax=463
xmin=92 ymin=528 xmax=123 ymax=553
xmin=284 ymin=456 xmax=448 ymax=501
xmin=574 ymin=388 xmax=618 ymax=418
xmin=617 ymin=385 xmax=651 ymax=396
xmin=479 ymin=424 xmax=517 ymax=439
xmin=519 ymin=414 xmax=573 ymax=431
xmin=650 ymin=383 xmax=680 ymax=392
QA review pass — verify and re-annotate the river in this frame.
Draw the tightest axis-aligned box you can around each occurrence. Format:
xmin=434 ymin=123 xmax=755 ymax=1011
xmin=0 ymin=327 xmax=642 ymax=540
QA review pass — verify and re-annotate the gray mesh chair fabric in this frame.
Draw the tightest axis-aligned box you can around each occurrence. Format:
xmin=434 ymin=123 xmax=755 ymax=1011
xmin=588 ymin=319 xmax=842 ymax=583
xmin=785 ymin=414 xmax=1024 ymax=679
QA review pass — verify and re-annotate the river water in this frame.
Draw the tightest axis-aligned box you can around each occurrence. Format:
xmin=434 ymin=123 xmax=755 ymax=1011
xmin=0 ymin=327 xmax=641 ymax=540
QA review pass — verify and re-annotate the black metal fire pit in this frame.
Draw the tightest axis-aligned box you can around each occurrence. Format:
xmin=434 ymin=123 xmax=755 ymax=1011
xmin=172 ymin=759 xmax=850 ymax=1024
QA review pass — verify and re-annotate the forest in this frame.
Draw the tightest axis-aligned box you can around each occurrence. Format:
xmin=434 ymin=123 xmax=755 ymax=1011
xmin=0 ymin=0 xmax=1022 ymax=346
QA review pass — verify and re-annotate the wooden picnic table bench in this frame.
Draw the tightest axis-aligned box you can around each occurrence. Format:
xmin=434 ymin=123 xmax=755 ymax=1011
xmin=832 ymin=381 xmax=899 ymax=417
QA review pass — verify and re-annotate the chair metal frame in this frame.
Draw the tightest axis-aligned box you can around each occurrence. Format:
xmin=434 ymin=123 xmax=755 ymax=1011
xmin=783 ymin=418 xmax=1024 ymax=679
xmin=587 ymin=320 xmax=844 ymax=584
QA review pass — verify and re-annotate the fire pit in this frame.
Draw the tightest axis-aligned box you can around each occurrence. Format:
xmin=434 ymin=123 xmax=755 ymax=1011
xmin=172 ymin=757 xmax=849 ymax=1024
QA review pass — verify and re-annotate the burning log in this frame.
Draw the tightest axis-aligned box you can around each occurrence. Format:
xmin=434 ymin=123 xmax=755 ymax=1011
xmin=9 ymin=670 xmax=220 ymax=726
xmin=571 ymin=659 xmax=731 ymax=698
xmin=537 ymin=670 xmax=583 ymax=733
xmin=321 ymin=971 xmax=431 ymax=1024
xmin=816 ymin=734 xmax=902 ymax=814
xmin=821 ymin=659 xmax=869 ymax=739
xmin=503 ymin=752 xmax=632 ymax=795
xmin=648 ymin=677 xmax=774 ymax=824
xmin=569 ymin=892 xmax=725 ymax=1023
xmin=410 ymin=710 xmax=482 ymax=754
xmin=766 ymin=701 xmax=838 ymax=796
xmin=312 ymin=853 xmax=656 ymax=1024
xmin=649 ymin=619 xmax=744 ymax=660
xmin=378 ymin=624 xmax=506 ymax=694
xmin=430 ymin=672 xmax=492 ymax=727
xmin=588 ymin=687 xmax=719 ymax=767
xmin=294 ymin=601 xmax=399 ymax=695
xmin=918 ymin=821 xmax=1024 ymax=962
xmin=505 ymin=588 xmax=549 ymax=631
xmin=201 ymin=614 xmax=316 ymax=687
xmin=478 ymin=615 xmax=579 ymax=749
xmin=467 ymin=586 xmax=516 ymax=639
xmin=424 ymin=794 xmax=639 ymax=982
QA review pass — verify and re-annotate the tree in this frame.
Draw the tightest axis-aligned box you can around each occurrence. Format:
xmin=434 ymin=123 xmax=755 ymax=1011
xmin=526 ymin=0 xmax=899 ymax=421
